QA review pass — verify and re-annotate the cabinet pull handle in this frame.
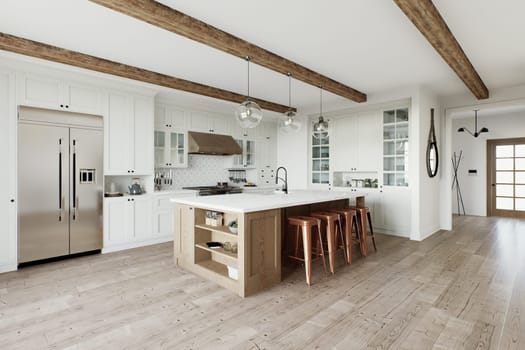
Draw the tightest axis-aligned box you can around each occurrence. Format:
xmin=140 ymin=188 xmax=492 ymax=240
xmin=58 ymin=138 xmax=63 ymax=221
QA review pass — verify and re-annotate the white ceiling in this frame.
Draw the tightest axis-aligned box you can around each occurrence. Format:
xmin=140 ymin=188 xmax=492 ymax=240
xmin=0 ymin=0 xmax=524 ymax=114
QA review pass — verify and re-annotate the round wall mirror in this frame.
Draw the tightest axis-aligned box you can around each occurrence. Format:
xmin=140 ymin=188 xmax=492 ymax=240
xmin=426 ymin=142 xmax=438 ymax=177
xmin=426 ymin=108 xmax=439 ymax=178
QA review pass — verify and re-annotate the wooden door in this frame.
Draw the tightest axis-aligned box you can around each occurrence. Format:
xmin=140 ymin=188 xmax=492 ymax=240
xmin=487 ymin=138 xmax=525 ymax=218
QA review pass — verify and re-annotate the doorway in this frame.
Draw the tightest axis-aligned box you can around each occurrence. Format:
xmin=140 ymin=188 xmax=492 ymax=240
xmin=487 ymin=138 xmax=525 ymax=218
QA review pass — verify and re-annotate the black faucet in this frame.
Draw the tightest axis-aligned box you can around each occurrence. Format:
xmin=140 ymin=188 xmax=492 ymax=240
xmin=275 ymin=166 xmax=288 ymax=194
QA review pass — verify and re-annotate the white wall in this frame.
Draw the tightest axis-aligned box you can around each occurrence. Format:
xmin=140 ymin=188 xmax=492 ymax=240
xmin=440 ymin=83 xmax=525 ymax=229
xmin=451 ymin=111 xmax=525 ymax=216
xmin=416 ymin=89 xmax=442 ymax=240
xmin=276 ymin=114 xmax=309 ymax=190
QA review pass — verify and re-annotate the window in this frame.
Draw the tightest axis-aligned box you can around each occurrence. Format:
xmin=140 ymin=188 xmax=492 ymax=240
xmin=383 ymin=108 xmax=409 ymax=187
xmin=311 ymin=131 xmax=330 ymax=184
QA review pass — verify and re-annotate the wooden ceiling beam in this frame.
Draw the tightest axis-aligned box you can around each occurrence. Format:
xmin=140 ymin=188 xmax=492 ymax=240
xmin=0 ymin=32 xmax=293 ymax=113
xmin=393 ymin=0 xmax=489 ymax=99
xmin=89 ymin=0 xmax=367 ymax=103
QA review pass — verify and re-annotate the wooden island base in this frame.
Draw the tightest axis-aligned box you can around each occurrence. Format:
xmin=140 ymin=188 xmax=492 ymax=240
xmin=174 ymin=197 xmax=359 ymax=297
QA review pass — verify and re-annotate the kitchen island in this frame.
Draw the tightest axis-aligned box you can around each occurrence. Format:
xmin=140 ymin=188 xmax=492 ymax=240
xmin=171 ymin=190 xmax=366 ymax=297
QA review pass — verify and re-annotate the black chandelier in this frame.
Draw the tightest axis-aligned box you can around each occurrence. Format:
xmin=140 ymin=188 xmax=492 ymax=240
xmin=457 ymin=109 xmax=488 ymax=138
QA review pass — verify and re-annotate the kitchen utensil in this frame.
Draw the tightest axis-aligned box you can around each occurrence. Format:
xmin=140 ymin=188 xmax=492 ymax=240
xmin=128 ymin=178 xmax=143 ymax=195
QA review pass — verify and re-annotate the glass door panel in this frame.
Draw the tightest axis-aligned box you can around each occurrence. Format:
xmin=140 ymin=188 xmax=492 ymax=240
xmin=490 ymin=140 xmax=525 ymax=217
xmin=154 ymin=131 xmax=166 ymax=167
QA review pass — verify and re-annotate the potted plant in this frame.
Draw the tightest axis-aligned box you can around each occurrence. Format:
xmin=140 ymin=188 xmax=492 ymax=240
xmin=228 ymin=219 xmax=238 ymax=234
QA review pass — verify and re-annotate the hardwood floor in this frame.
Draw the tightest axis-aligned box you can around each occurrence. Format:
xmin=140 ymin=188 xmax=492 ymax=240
xmin=0 ymin=215 xmax=524 ymax=349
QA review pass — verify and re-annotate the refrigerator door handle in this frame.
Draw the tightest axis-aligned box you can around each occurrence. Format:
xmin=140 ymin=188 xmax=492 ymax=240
xmin=72 ymin=139 xmax=77 ymax=221
xmin=58 ymin=138 xmax=63 ymax=222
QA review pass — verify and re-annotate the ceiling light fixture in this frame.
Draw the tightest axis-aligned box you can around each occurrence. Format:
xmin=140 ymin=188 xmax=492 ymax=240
xmin=313 ymin=85 xmax=328 ymax=139
xmin=235 ymin=56 xmax=263 ymax=129
xmin=279 ymin=73 xmax=301 ymax=133
xmin=457 ymin=109 xmax=488 ymax=137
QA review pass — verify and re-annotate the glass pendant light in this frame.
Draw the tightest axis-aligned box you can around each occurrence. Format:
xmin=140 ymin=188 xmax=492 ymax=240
xmin=279 ymin=73 xmax=301 ymax=133
xmin=235 ymin=56 xmax=263 ymax=129
xmin=313 ymin=86 xmax=328 ymax=139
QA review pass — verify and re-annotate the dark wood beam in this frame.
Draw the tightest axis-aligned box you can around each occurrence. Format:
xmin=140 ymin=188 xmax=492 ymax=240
xmin=89 ymin=0 xmax=367 ymax=103
xmin=393 ymin=0 xmax=489 ymax=99
xmin=0 ymin=32 xmax=293 ymax=113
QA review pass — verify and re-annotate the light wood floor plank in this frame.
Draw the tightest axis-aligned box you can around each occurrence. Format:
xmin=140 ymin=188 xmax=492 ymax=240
xmin=0 ymin=215 xmax=524 ymax=349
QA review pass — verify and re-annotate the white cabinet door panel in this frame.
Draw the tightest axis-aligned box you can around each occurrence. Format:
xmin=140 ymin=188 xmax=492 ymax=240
xmin=133 ymin=97 xmax=154 ymax=175
xmin=104 ymin=198 xmax=129 ymax=245
xmin=66 ymin=84 xmax=102 ymax=115
xmin=0 ymin=71 xmax=15 ymax=271
xmin=18 ymin=74 xmax=62 ymax=109
xmin=133 ymin=197 xmax=152 ymax=241
xmin=357 ymin=112 xmax=380 ymax=171
xmin=333 ymin=117 xmax=357 ymax=171
xmin=167 ymin=107 xmax=187 ymax=129
xmin=154 ymin=210 xmax=174 ymax=237
xmin=188 ymin=111 xmax=210 ymax=132
xmin=105 ymin=92 xmax=132 ymax=174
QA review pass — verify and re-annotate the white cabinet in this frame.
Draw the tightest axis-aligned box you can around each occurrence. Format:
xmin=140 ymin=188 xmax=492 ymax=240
xmin=154 ymin=130 xmax=187 ymax=168
xmin=105 ymin=92 xmax=154 ymax=175
xmin=332 ymin=112 xmax=380 ymax=172
xmin=188 ymin=111 xmax=231 ymax=134
xmin=371 ymin=187 xmax=411 ymax=236
xmin=103 ymin=196 xmax=153 ymax=251
xmin=152 ymin=192 xmax=197 ymax=239
xmin=226 ymin=138 xmax=256 ymax=169
xmin=155 ymin=104 xmax=187 ymax=129
xmin=382 ymin=108 xmax=409 ymax=187
xmin=17 ymin=74 xmax=102 ymax=115
xmin=0 ymin=71 xmax=16 ymax=273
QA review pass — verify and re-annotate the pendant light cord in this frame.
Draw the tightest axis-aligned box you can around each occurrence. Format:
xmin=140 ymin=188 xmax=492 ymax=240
xmin=319 ymin=85 xmax=323 ymax=116
xmin=288 ymin=73 xmax=292 ymax=108
xmin=474 ymin=109 xmax=478 ymax=132
xmin=246 ymin=56 xmax=251 ymax=99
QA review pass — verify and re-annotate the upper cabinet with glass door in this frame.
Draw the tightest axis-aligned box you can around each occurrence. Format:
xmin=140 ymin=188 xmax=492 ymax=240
xmin=311 ymin=131 xmax=330 ymax=185
xmin=229 ymin=138 xmax=256 ymax=169
xmin=383 ymin=108 xmax=409 ymax=187
xmin=154 ymin=130 xmax=187 ymax=168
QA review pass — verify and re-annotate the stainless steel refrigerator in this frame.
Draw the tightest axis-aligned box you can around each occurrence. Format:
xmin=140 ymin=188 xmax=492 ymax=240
xmin=18 ymin=107 xmax=103 ymax=264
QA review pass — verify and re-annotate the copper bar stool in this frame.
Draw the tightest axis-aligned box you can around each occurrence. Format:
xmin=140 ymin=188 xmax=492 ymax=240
xmin=347 ymin=206 xmax=377 ymax=255
xmin=310 ymin=211 xmax=346 ymax=274
xmin=287 ymin=216 xmax=328 ymax=286
xmin=327 ymin=208 xmax=361 ymax=264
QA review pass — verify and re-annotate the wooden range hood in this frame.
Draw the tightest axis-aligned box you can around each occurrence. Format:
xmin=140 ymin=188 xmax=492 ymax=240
xmin=187 ymin=131 xmax=242 ymax=155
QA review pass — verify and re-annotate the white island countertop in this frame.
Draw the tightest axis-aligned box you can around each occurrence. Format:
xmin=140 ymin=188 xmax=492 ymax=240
xmin=170 ymin=189 xmax=368 ymax=213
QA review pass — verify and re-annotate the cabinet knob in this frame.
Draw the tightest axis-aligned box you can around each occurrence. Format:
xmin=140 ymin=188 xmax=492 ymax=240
xmin=10 ymin=199 xmax=15 ymax=203
xmin=65 ymin=105 xmax=69 ymax=109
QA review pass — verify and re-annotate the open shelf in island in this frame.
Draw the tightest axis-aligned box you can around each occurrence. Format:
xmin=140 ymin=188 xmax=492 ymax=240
xmin=194 ymin=224 xmax=238 ymax=239
xmin=194 ymin=242 xmax=237 ymax=262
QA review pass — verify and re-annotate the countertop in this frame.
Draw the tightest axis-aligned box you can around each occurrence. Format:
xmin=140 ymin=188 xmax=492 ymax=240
xmin=170 ymin=189 xmax=368 ymax=213
xmin=151 ymin=189 xmax=198 ymax=196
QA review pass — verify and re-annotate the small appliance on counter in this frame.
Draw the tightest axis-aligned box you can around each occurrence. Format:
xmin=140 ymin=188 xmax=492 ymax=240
xmin=128 ymin=178 xmax=144 ymax=195
xmin=105 ymin=182 xmax=123 ymax=197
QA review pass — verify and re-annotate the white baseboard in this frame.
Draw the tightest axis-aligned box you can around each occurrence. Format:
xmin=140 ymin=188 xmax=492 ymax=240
xmin=0 ymin=263 xmax=17 ymax=274
xmin=374 ymin=227 xmax=410 ymax=238
xmin=102 ymin=236 xmax=173 ymax=254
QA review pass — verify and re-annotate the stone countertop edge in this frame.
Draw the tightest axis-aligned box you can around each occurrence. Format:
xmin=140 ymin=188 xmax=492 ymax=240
xmin=169 ymin=190 xmax=368 ymax=213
